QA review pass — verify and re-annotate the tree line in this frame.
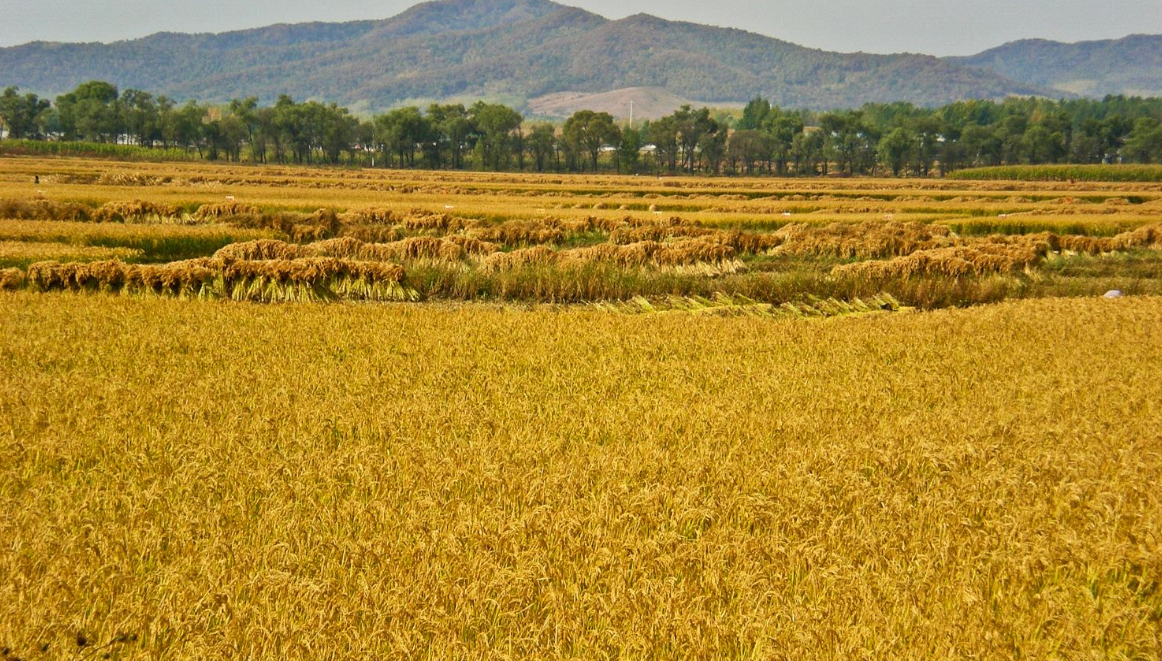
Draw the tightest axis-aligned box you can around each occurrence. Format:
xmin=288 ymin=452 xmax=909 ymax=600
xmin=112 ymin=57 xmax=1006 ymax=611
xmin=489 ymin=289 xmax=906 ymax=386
xmin=3 ymin=80 xmax=1162 ymax=175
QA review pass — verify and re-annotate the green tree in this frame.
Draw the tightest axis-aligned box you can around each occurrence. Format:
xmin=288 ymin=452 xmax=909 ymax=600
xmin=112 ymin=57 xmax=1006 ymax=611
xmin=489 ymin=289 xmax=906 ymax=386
xmin=527 ymin=123 xmax=557 ymax=172
xmin=646 ymin=117 xmax=679 ymax=173
xmin=960 ymin=123 xmax=1002 ymax=167
xmin=470 ymin=102 xmax=522 ymax=171
xmin=427 ymin=103 xmax=473 ymax=169
xmin=563 ymin=110 xmax=620 ymax=172
xmin=878 ymin=127 xmax=915 ymax=176
xmin=727 ymin=130 xmax=773 ymax=175
xmin=0 ymin=87 xmax=51 ymax=140
xmin=1022 ymin=125 xmax=1066 ymax=164
xmin=120 ymin=89 xmax=160 ymax=146
xmin=764 ymin=109 xmax=804 ymax=174
xmin=375 ymin=106 xmax=428 ymax=167
xmin=56 ymin=80 xmax=122 ymax=142
xmin=1122 ymin=118 xmax=1162 ymax=163
xmin=738 ymin=97 xmax=771 ymax=131
xmin=617 ymin=126 xmax=642 ymax=174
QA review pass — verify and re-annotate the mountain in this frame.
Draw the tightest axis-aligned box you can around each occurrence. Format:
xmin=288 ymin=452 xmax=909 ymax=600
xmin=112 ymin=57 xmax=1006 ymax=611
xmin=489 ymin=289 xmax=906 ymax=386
xmin=950 ymin=34 xmax=1162 ymax=98
xmin=0 ymin=0 xmax=1053 ymax=113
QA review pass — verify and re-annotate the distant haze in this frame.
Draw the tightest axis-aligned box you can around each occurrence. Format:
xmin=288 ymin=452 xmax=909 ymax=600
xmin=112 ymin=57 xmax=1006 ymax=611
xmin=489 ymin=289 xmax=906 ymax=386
xmin=3 ymin=0 xmax=1161 ymax=55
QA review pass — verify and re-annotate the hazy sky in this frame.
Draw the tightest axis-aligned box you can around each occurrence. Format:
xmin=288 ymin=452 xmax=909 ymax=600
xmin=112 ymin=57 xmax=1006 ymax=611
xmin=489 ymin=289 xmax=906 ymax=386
xmin=3 ymin=0 xmax=1160 ymax=55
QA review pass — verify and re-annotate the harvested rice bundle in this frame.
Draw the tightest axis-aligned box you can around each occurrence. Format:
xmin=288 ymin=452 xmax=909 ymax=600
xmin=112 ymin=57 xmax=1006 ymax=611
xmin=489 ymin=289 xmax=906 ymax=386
xmin=91 ymin=200 xmax=180 ymax=223
xmin=1111 ymin=222 xmax=1162 ymax=249
xmin=481 ymin=246 xmax=560 ymax=271
xmin=213 ymin=239 xmax=313 ymax=261
xmin=559 ymin=216 xmax=627 ymax=233
xmin=340 ymin=208 xmax=400 ymax=225
xmin=564 ymin=242 xmax=628 ymax=265
xmin=401 ymin=210 xmax=477 ymax=232
xmin=833 ymin=239 xmax=1049 ymax=280
xmin=26 ymin=259 xmax=132 ymax=290
xmin=193 ymin=202 xmax=262 ymax=221
xmin=443 ymin=235 xmax=499 ymax=256
xmin=309 ymin=237 xmax=366 ymax=259
xmin=217 ymin=258 xmax=402 ymax=285
xmin=565 ymin=240 xmax=736 ymax=268
xmin=697 ymin=230 xmax=782 ymax=254
xmin=0 ymin=197 xmax=92 ymax=221
xmin=0 ymin=267 xmax=26 ymax=289
xmin=774 ymin=221 xmax=953 ymax=259
xmin=130 ymin=259 xmax=217 ymax=293
xmin=341 ymin=225 xmax=405 ymax=243
xmin=470 ymin=220 xmax=564 ymax=246
xmin=384 ymin=236 xmax=465 ymax=261
xmin=610 ymin=225 xmax=714 ymax=245
xmin=655 ymin=239 xmax=737 ymax=265
xmin=1057 ymin=222 xmax=1162 ymax=254
xmin=288 ymin=208 xmax=342 ymax=242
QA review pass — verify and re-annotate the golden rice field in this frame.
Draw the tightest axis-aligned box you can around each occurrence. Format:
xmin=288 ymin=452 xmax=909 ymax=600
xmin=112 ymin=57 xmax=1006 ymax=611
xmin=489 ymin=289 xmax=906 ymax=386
xmin=1 ymin=293 xmax=1161 ymax=659
xmin=2 ymin=156 xmax=1162 ymax=658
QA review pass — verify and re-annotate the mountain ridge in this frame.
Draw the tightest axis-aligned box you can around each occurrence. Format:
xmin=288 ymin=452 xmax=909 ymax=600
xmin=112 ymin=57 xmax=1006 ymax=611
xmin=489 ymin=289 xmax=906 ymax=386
xmin=0 ymin=0 xmax=1130 ymax=113
xmin=950 ymin=33 xmax=1162 ymax=99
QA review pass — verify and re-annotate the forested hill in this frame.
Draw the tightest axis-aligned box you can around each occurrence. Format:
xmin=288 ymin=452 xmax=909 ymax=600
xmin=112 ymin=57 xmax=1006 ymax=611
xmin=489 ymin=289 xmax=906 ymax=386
xmin=0 ymin=0 xmax=1051 ymax=111
xmin=949 ymin=34 xmax=1162 ymax=99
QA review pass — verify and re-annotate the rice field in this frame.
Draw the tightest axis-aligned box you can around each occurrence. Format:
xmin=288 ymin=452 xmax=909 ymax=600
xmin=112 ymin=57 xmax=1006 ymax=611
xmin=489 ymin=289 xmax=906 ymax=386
xmin=2 ymin=293 xmax=1161 ymax=659
xmin=950 ymin=164 xmax=1162 ymax=182
xmin=2 ymin=156 xmax=1161 ymax=658
xmin=1 ymin=156 xmax=1161 ymax=307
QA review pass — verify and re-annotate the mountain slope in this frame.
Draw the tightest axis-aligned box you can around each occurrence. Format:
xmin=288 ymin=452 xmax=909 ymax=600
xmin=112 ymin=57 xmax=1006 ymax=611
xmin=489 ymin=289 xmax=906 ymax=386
xmin=0 ymin=0 xmax=1053 ymax=110
xmin=951 ymin=34 xmax=1162 ymax=98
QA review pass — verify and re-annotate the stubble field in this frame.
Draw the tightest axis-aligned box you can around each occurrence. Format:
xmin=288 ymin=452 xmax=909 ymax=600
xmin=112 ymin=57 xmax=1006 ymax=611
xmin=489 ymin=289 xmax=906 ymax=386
xmin=1 ymin=156 xmax=1161 ymax=659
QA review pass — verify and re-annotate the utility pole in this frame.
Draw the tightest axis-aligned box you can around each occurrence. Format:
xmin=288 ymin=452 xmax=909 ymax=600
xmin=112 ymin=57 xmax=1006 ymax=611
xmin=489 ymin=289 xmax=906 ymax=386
xmin=629 ymin=101 xmax=634 ymax=129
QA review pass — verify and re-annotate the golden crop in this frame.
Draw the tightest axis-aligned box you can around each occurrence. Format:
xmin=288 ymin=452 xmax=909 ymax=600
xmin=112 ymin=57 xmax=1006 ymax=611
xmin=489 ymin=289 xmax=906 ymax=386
xmin=0 ymin=240 xmax=143 ymax=265
xmin=0 ymin=220 xmax=274 ymax=250
xmin=1 ymin=293 xmax=1160 ymax=659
